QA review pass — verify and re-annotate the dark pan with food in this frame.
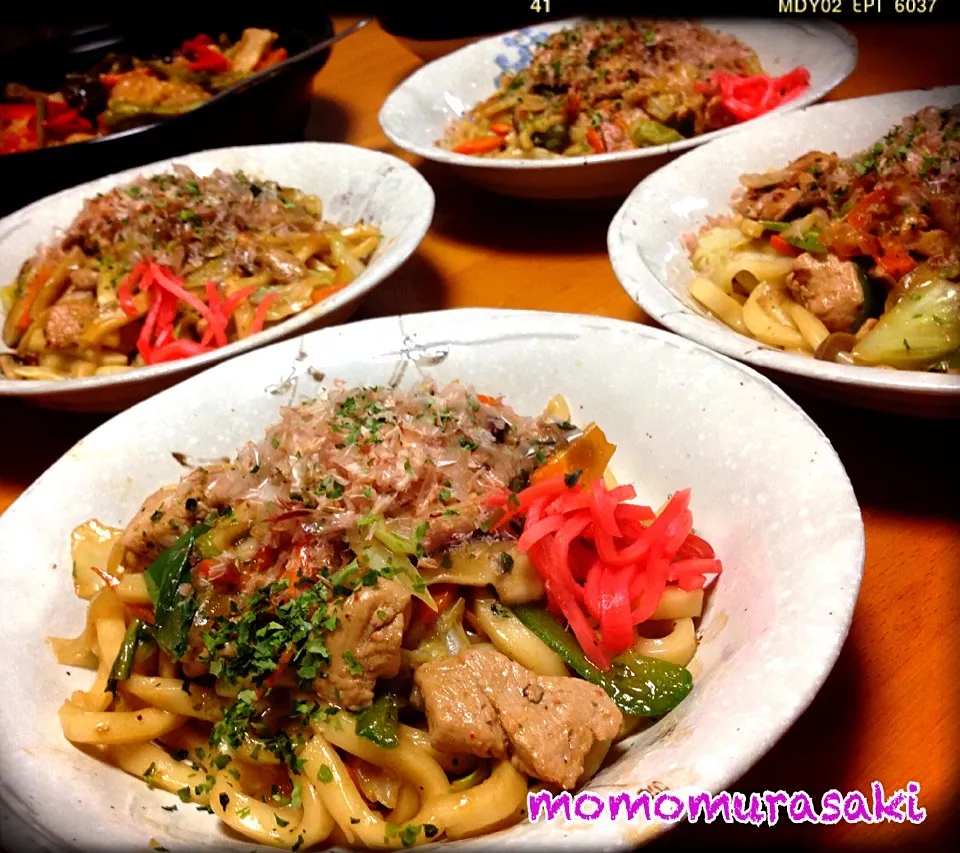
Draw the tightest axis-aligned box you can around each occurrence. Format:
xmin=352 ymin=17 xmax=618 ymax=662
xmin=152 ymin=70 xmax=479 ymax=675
xmin=0 ymin=15 xmax=334 ymax=215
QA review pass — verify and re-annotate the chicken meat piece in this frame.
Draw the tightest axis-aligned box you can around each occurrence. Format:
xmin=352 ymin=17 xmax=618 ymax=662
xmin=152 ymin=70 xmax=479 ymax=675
xmin=117 ymin=468 xmax=212 ymax=561
xmin=415 ymin=646 xmax=622 ymax=789
xmin=43 ymin=292 xmax=98 ymax=348
xmin=786 ymin=252 xmax=864 ymax=332
xmin=314 ymin=579 xmax=412 ymax=710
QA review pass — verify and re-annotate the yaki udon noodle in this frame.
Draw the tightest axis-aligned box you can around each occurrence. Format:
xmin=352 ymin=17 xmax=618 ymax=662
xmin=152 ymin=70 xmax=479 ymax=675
xmin=52 ymin=381 xmax=722 ymax=849
xmin=1 ymin=166 xmax=381 ymax=380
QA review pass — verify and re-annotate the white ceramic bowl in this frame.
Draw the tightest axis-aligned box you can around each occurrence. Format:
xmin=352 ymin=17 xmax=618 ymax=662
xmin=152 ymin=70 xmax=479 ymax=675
xmin=378 ymin=17 xmax=857 ymax=202
xmin=0 ymin=308 xmax=864 ymax=852
xmin=0 ymin=142 xmax=435 ymax=412
xmin=609 ymin=87 xmax=960 ymax=418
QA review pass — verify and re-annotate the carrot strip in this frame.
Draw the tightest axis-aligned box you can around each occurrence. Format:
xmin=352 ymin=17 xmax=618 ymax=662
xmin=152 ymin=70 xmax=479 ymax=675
xmin=586 ymin=128 xmax=605 ymax=153
xmin=452 ymin=136 xmax=504 ymax=155
xmin=15 ymin=264 xmax=53 ymax=333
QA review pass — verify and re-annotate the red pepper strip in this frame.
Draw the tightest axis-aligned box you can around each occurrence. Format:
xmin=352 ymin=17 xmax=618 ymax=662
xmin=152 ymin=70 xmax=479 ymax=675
xmin=220 ymin=284 xmax=258 ymax=318
xmin=773 ymin=67 xmax=811 ymax=100
xmin=631 ymin=511 xmax=692 ymax=625
xmin=489 ymin=122 xmax=512 ymax=137
xmin=152 ymin=286 xmax=179 ymax=345
xmin=599 ymin=564 xmax=634 ymax=655
xmin=15 ymin=264 xmax=53 ymax=332
xmin=147 ymin=339 xmax=216 ymax=363
xmin=844 ymin=188 xmax=891 ymax=231
xmin=412 ymin=583 xmax=457 ymax=630
xmin=517 ymin=514 xmax=565 ymax=552
xmin=44 ymin=108 xmax=93 ymax=134
xmin=136 ymin=289 xmax=164 ymax=363
xmin=203 ymin=281 xmax=229 ymax=347
xmin=615 ymin=503 xmax=655 ymax=523
xmin=668 ymin=558 xmax=722 ymax=580
xmin=769 ymin=233 xmax=799 ymax=256
xmin=250 ymin=292 xmax=278 ymax=335
xmin=711 ymin=67 xmax=809 ymax=122
xmin=148 ymin=261 xmax=217 ymax=328
xmin=126 ymin=603 xmax=156 ymax=625
xmin=553 ymin=512 xmax=593 ymax=574
xmin=586 ymin=127 xmax=605 ymax=153
xmin=189 ymin=49 xmax=232 ymax=73
xmin=182 ymin=33 xmax=214 ymax=54
xmin=507 ymin=476 xmax=719 ymax=666
xmin=604 ymin=488 xmax=692 ymax=567
xmin=533 ymin=536 xmax=607 ymax=667
xmin=255 ymin=47 xmax=288 ymax=72
xmin=583 ymin=560 xmax=603 ymax=621
xmin=490 ymin=476 xmax=572 ymax=528
xmin=590 ymin=479 xmax=622 ymax=538
xmin=0 ymin=104 xmax=38 ymax=120
xmin=678 ymin=574 xmax=707 ymax=591
xmin=876 ymin=236 xmax=917 ymax=278
xmin=117 ymin=259 xmax=146 ymax=317
xmin=675 ymin=533 xmax=715 ymax=561
xmin=606 ymin=484 xmax=637 ymax=502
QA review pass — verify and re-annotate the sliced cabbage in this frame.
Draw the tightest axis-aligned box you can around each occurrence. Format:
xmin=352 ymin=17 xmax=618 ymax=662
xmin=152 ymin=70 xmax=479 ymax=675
xmin=852 ymin=278 xmax=960 ymax=369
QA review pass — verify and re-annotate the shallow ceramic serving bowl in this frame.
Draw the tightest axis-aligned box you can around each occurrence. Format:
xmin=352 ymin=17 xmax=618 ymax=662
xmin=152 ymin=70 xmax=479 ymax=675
xmin=609 ymin=86 xmax=960 ymax=418
xmin=378 ymin=17 xmax=857 ymax=202
xmin=0 ymin=141 xmax=434 ymax=412
xmin=0 ymin=309 xmax=864 ymax=852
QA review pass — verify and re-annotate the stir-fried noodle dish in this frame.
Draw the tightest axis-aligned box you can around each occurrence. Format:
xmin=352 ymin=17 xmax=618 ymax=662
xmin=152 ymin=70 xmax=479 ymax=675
xmin=52 ymin=381 xmax=722 ymax=848
xmin=687 ymin=105 xmax=960 ymax=372
xmin=1 ymin=166 xmax=381 ymax=381
xmin=1 ymin=29 xmax=289 ymax=154
xmin=440 ymin=19 xmax=809 ymax=159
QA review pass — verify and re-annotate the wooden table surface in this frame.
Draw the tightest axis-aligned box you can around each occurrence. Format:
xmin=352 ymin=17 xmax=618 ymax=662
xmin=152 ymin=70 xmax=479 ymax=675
xmin=1 ymin=16 xmax=957 ymax=851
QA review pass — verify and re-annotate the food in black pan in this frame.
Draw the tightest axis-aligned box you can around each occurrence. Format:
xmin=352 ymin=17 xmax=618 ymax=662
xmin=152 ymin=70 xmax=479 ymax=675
xmin=0 ymin=28 xmax=288 ymax=154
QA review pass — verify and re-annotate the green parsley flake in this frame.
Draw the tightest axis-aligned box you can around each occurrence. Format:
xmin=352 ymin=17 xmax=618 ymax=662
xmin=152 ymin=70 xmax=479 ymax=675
xmin=342 ymin=650 xmax=364 ymax=675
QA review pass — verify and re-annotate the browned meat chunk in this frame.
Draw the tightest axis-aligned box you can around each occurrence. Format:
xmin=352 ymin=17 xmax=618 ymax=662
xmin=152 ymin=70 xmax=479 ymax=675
xmin=44 ymin=293 xmax=97 ymax=348
xmin=414 ymin=646 xmax=622 ymax=789
xmin=315 ymin=579 xmax=411 ymax=710
xmin=787 ymin=253 xmax=864 ymax=332
xmin=117 ymin=468 xmax=211 ymax=561
xmin=736 ymin=186 xmax=803 ymax=222
xmin=735 ymin=151 xmax=840 ymax=222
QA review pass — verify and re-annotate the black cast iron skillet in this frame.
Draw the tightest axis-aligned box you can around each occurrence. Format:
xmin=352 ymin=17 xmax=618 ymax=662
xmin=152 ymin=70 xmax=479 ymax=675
xmin=0 ymin=14 xmax=336 ymax=215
